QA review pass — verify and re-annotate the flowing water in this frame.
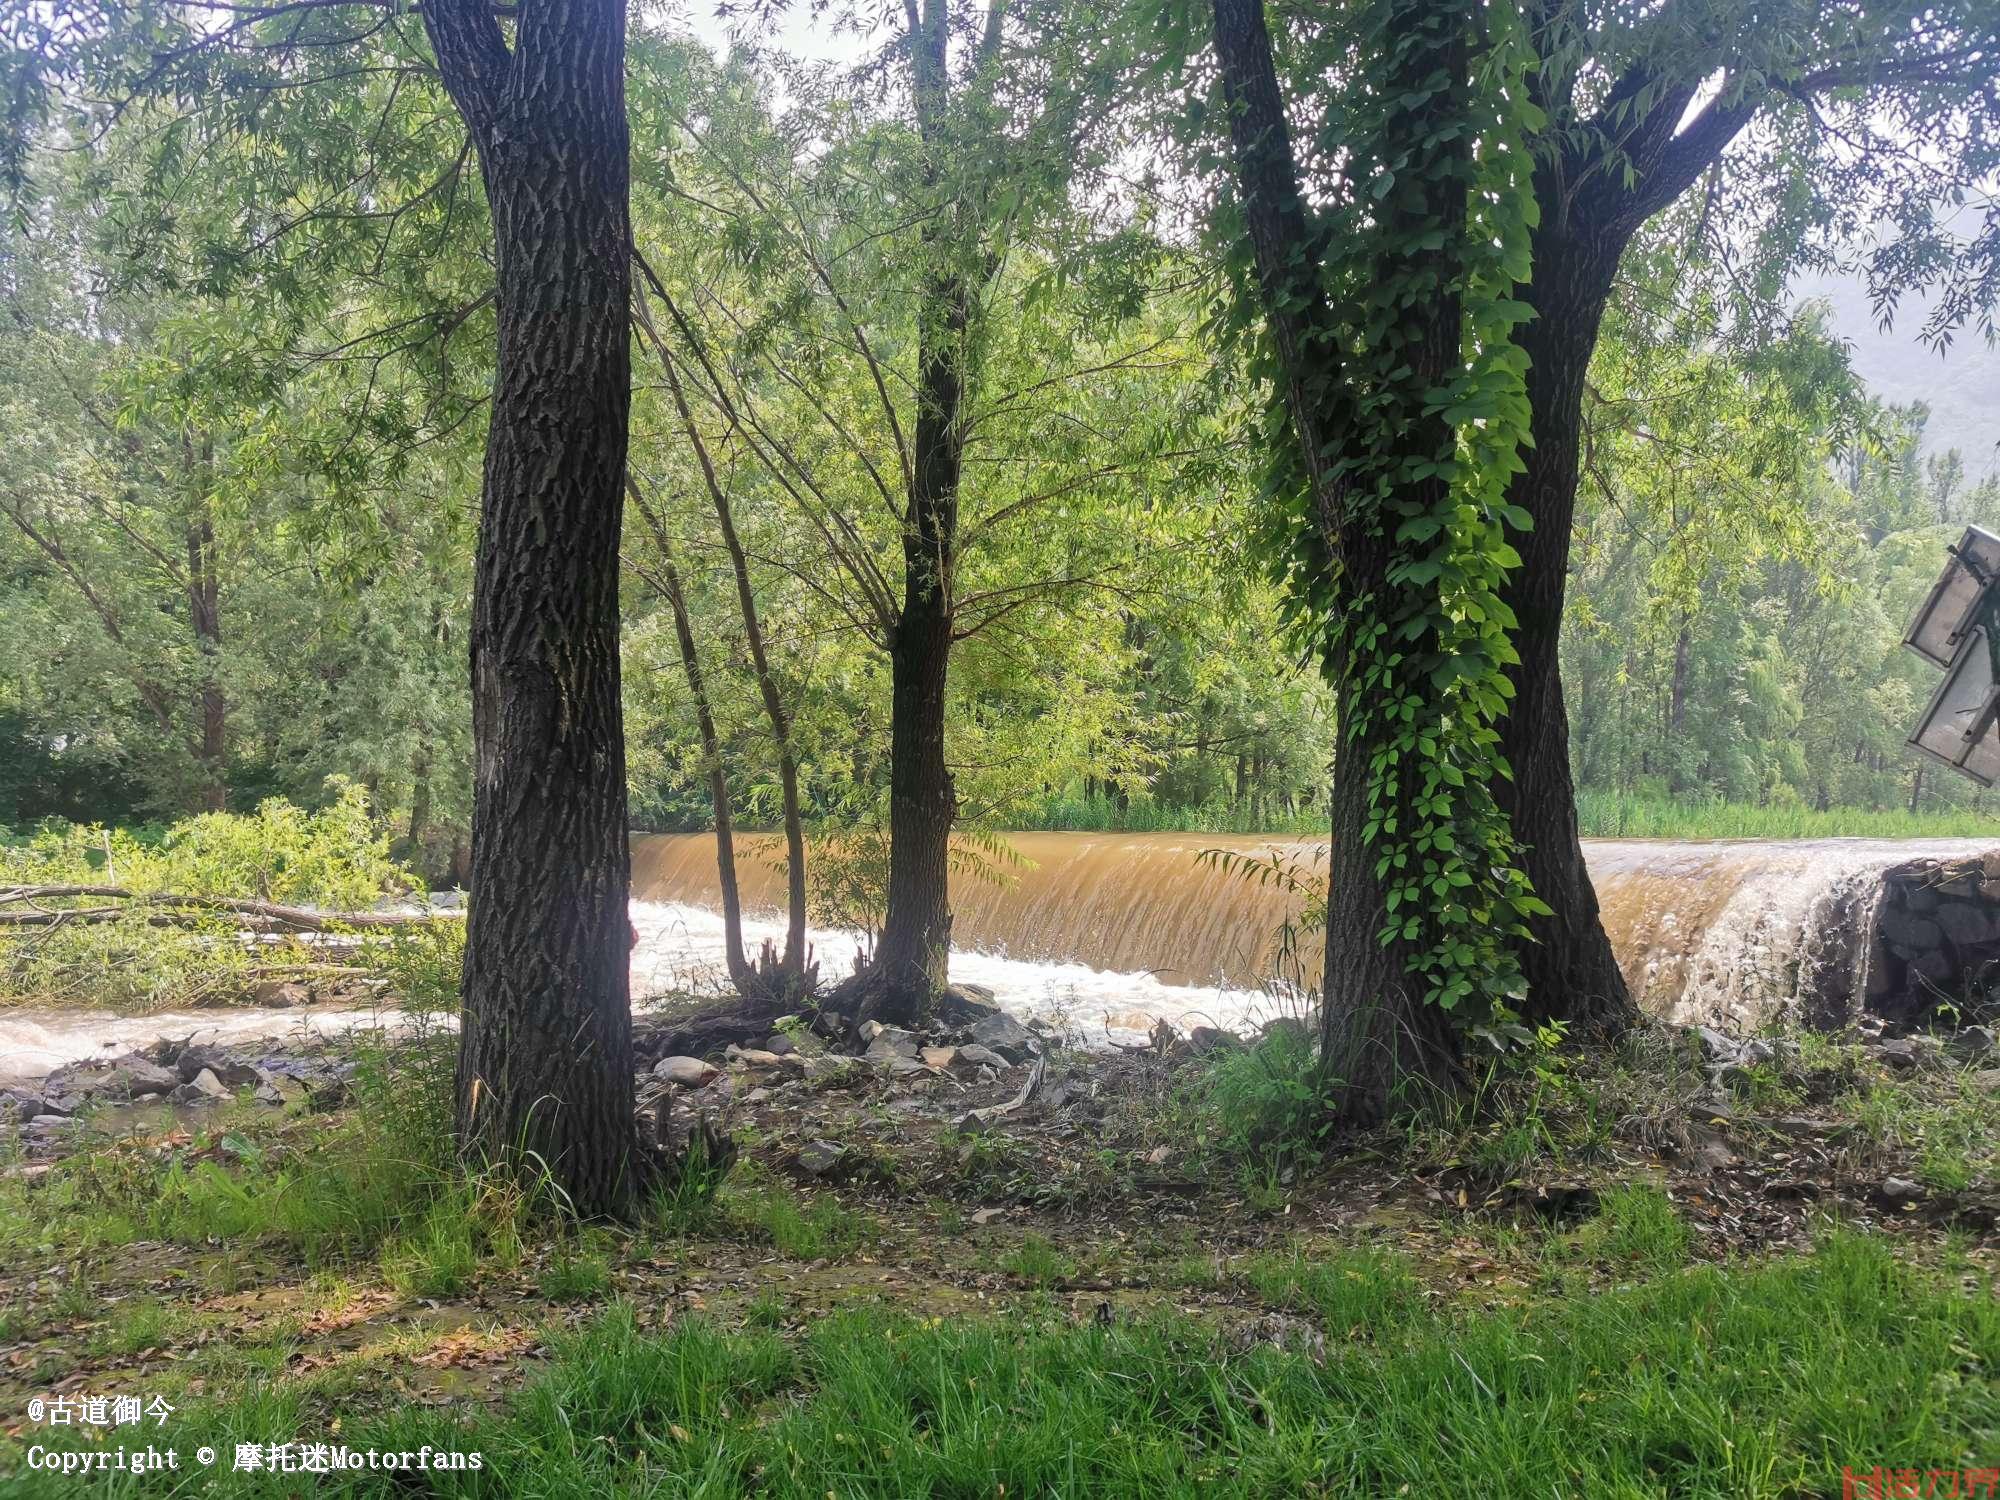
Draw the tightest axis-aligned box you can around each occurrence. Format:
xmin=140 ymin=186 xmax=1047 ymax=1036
xmin=7 ymin=831 xmax=1990 ymax=1080
xmin=632 ymin=830 xmax=2000 ymax=1031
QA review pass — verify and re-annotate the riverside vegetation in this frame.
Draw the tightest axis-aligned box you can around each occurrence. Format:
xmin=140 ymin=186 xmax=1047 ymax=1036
xmin=2 ymin=804 xmax=1999 ymax=1495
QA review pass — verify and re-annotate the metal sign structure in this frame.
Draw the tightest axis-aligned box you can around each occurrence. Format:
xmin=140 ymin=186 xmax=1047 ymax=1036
xmin=1905 ymin=525 xmax=2000 ymax=787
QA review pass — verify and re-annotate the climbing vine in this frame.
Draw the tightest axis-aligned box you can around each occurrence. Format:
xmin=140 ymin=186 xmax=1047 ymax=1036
xmin=1219 ymin=0 xmax=1548 ymax=1036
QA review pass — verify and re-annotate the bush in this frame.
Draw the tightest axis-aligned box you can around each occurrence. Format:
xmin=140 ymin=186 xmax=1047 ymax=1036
xmin=1182 ymin=1024 xmax=1335 ymax=1168
xmin=0 ymin=780 xmax=428 ymax=1009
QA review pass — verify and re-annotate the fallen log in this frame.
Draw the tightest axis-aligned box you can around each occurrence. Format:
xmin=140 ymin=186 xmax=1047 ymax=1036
xmin=0 ymin=886 xmax=458 ymax=932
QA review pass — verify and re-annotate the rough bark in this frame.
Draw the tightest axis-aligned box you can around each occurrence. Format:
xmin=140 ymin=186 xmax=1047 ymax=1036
xmin=840 ymin=0 xmax=974 ymax=1029
xmin=1212 ymin=0 xmax=1468 ymax=1119
xmin=423 ymin=0 xmax=639 ymax=1215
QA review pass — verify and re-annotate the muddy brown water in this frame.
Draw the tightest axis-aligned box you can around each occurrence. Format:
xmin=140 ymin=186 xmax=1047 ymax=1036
xmin=634 ymin=830 xmax=1997 ymax=1029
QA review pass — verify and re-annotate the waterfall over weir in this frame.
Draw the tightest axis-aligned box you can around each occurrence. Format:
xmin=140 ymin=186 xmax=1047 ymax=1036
xmin=632 ymin=831 xmax=2000 ymax=1034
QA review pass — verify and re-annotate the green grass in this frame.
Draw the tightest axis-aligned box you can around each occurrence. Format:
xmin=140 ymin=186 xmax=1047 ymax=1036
xmin=729 ymin=1186 xmax=871 ymax=1261
xmin=1575 ymin=790 xmax=2000 ymax=840
xmin=16 ymin=1231 xmax=1994 ymax=1497
xmin=1020 ymin=792 xmax=1327 ymax=836
xmin=1020 ymin=789 xmax=2000 ymax=840
xmin=998 ymin=1232 xmax=1076 ymax=1285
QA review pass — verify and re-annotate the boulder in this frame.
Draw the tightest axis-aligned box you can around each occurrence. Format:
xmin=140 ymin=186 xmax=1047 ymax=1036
xmin=1879 ymin=906 xmax=1942 ymax=953
xmin=176 ymin=1047 xmax=263 ymax=1088
xmin=919 ymin=1046 xmax=958 ymax=1070
xmin=863 ymin=1028 xmax=921 ymax=1063
xmin=654 ymin=1056 xmax=720 ymax=1087
xmin=966 ymin=1012 xmax=1034 ymax=1058
xmin=952 ymin=1043 xmax=1009 ymax=1072
xmin=1949 ymin=1025 xmax=1996 ymax=1060
xmin=936 ymin=983 xmax=1002 ymax=1023
xmin=1876 ymin=1038 xmax=1923 ymax=1072
xmin=1972 ymin=1069 xmax=2000 ymax=1094
xmin=726 ymin=1046 xmax=786 ymax=1069
xmin=1692 ymin=1025 xmax=1740 ymax=1063
xmin=249 ymin=979 xmax=310 ymax=1008
xmin=104 ymin=1056 xmax=180 ymax=1098
xmin=172 ymin=1068 xmax=231 ymax=1105
xmin=798 ymin=1139 xmax=846 ymax=1176
xmin=1934 ymin=903 xmax=2000 ymax=949
xmin=764 ymin=1033 xmax=797 ymax=1057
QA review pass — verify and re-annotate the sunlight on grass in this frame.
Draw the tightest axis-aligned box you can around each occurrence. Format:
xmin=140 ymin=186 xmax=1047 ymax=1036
xmin=24 ymin=1230 xmax=1992 ymax=1498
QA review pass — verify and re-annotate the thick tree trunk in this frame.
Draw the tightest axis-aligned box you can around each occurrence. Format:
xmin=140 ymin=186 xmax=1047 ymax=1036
xmin=1320 ymin=683 xmax=1464 ymax=1123
xmin=1214 ymin=0 xmax=1477 ymax=1118
xmin=185 ymin=515 xmax=225 ymax=813
xmin=1497 ymin=231 xmax=1637 ymax=1036
xmin=425 ymin=0 xmax=638 ymax=1216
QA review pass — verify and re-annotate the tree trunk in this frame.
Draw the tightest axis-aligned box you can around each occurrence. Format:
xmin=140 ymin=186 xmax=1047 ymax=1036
xmin=629 ymin=481 xmax=751 ymax=990
xmin=424 ymin=0 xmax=638 ymax=1216
xmin=848 ymin=0 xmax=969 ymax=1028
xmin=1320 ymin=673 xmax=1464 ymax=1123
xmin=407 ymin=747 xmax=432 ymax=852
xmin=1212 ymin=0 xmax=1477 ymax=1119
xmin=640 ymin=320 xmax=809 ymax=983
xmin=1495 ymin=228 xmax=1636 ymax=1036
xmin=864 ymin=266 xmax=967 ymax=1027
xmin=185 ymin=514 xmax=226 ymax=813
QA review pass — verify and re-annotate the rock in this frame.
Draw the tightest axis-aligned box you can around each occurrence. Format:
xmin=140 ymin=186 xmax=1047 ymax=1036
xmin=967 ymin=1012 xmax=1034 ymax=1059
xmin=1936 ymin=902 xmax=2000 ymax=949
xmin=175 ymin=1068 xmax=231 ymax=1104
xmin=743 ymin=1087 xmax=772 ymax=1105
xmin=28 ymin=1114 xmax=77 ymax=1133
xmin=863 ymin=1028 xmax=920 ymax=1063
xmin=1879 ymin=908 xmax=1942 ymax=952
xmin=1910 ymin=949 xmax=1954 ymax=983
xmin=798 ymin=1139 xmax=845 ymax=1176
xmin=1 ymin=1090 xmax=44 ymax=1124
xmin=875 ymin=1053 xmax=928 ymax=1079
xmin=1879 ymin=1175 xmax=1925 ymax=1205
xmin=1187 ymin=1026 xmax=1243 ymax=1056
xmin=858 ymin=1020 xmax=885 ymax=1043
xmin=253 ymin=1084 xmax=285 ymax=1106
xmin=654 ymin=1056 xmax=720 ymax=1087
xmin=1692 ymin=1025 xmax=1741 ymax=1063
xmin=249 ymin=979 xmax=310 ymax=1008
xmin=937 ymin=983 xmax=1002 ymax=1023
xmin=1739 ymin=1039 xmax=1776 ymax=1066
xmin=919 ymin=1046 xmax=958 ymax=1070
xmin=1876 ymin=1038 xmax=1921 ymax=1071
xmin=1950 ymin=1025 xmax=1996 ymax=1060
xmin=727 ymin=1047 xmax=786 ymax=1069
xmin=107 ymin=1056 xmax=181 ymax=1098
xmin=952 ymin=1043 xmax=1009 ymax=1071
xmin=1972 ymin=1069 xmax=2000 ymax=1094
xmin=764 ymin=1033 xmax=797 ymax=1057
xmin=176 ymin=1047 xmax=263 ymax=1088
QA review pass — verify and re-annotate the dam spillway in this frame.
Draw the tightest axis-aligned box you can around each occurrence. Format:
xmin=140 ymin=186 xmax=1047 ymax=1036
xmin=631 ymin=831 xmax=2000 ymax=1032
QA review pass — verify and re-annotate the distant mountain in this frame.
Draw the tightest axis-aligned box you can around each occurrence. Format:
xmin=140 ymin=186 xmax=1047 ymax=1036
xmin=1798 ymin=272 xmax=2000 ymax=480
